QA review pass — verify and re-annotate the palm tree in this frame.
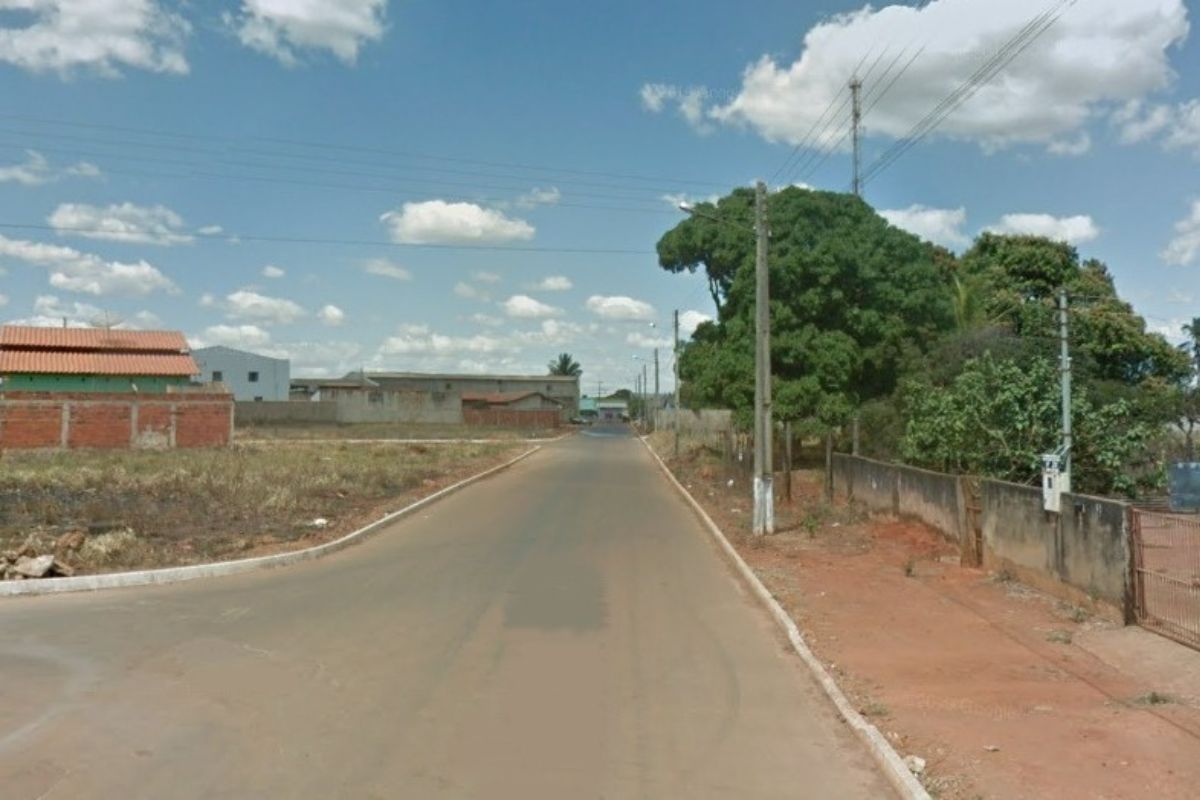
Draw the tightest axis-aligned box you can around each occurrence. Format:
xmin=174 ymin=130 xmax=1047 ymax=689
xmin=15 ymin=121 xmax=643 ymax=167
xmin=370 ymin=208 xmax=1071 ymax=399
xmin=548 ymin=353 xmax=582 ymax=377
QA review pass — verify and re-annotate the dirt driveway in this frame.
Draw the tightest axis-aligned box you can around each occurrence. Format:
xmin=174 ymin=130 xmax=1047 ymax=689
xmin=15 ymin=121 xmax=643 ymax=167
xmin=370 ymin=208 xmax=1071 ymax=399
xmin=653 ymin=437 xmax=1200 ymax=799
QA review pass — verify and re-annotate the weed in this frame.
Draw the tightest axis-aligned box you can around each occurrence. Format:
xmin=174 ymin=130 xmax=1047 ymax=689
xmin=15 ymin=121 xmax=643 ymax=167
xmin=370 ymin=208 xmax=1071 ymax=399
xmin=992 ymin=568 xmax=1015 ymax=584
xmin=903 ymin=558 xmax=917 ymax=577
xmin=1132 ymin=691 xmax=1174 ymax=706
xmin=802 ymin=513 xmax=821 ymax=537
xmin=1045 ymin=629 xmax=1073 ymax=645
xmin=861 ymin=700 xmax=891 ymax=718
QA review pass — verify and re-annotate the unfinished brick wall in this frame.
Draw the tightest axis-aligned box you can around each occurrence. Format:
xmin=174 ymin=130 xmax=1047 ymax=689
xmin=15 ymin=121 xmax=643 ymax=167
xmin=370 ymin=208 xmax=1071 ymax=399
xmin=0 ymin=392 xmax=233 ymax=450
xmin=463 ymin=408 xmax=560 ymax=429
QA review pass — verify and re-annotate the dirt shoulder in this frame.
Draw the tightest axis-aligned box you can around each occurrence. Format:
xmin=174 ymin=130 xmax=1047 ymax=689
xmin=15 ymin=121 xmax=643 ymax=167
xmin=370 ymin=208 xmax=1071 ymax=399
xmin=1 ymin=441 xmax=527 ymax=578
xmin=648 ymin=432 xmax=1200 ymax=800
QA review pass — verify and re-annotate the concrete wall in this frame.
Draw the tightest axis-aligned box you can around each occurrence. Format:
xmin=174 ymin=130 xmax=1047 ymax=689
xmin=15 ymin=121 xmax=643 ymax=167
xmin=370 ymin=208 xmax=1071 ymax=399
xmin=0 ymin=391 xmax=233 ymax=449
xmin=194 ymin=346 xmax=289 ymax=402
xmin=367 ymin=373 xmax=579 ymax=417
xmin=235 ymin=390 xmax=462 ymax=426
xmin=831 ymin=454 xmax=1131 ymax=619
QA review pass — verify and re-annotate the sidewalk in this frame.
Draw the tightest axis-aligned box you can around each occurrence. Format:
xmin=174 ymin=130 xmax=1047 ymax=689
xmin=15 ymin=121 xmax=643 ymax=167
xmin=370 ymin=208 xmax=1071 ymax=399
xmin=653 ymin=437 xmax=1200 ymax=799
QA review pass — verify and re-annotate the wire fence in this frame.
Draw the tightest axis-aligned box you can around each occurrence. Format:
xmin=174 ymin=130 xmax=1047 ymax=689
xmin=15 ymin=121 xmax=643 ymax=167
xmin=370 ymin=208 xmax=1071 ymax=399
xmin=1133 ymin=510 xmax=1200 ymax=650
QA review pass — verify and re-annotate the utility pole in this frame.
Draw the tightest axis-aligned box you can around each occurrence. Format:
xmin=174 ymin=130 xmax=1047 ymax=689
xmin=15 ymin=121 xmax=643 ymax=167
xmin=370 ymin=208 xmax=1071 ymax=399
xmin=642 ymin=362 xmax=648 ymax=429
xmin=850 ymin=77 xmax=863 ymax=198
xmin=1059 ymin=288 xmax=1072 ymax=494
xmin=754 ymin=180 xmax=774 ymax=535
xmin=673 ymin=309 xmax=681 ymax=459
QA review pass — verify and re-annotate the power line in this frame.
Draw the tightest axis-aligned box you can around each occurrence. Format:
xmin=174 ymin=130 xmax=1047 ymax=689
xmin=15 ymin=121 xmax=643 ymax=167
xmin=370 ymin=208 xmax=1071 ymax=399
xmin=0 ymin=222 xmax=656 ymax=256
xmin=861 ymin=0 xmax=1075 ymax=187
xmin=0 ymin=111 xmax=729 ymax=191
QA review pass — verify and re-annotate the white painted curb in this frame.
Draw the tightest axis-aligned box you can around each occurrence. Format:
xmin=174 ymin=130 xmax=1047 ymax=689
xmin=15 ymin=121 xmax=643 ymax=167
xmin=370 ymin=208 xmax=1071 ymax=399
xmin=1 ymin=447 xmax=540 ymax=599
xmin=639 ymin=437 xmax=930 ymax=800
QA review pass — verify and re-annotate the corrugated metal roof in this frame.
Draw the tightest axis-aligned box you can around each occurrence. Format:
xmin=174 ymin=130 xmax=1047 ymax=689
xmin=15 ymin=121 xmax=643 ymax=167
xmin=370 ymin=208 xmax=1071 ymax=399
xmin=0 ymin=325 xmax=189 ymax=352
xmin=0 ymin=351 xmax=200 ymax=377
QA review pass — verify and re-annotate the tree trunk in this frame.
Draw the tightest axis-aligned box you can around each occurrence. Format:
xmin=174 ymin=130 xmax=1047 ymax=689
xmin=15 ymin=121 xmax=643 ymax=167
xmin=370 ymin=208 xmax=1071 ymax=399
xmin=824 ymin=429 xmax=834 ymax=502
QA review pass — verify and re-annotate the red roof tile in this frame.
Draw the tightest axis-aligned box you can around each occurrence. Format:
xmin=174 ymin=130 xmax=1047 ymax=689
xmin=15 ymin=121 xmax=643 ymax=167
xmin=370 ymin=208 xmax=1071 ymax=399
xmin=0 ymin=351 xmax=199 ymax=377
xmin=0 ymin=325 xmax=189 ymax=352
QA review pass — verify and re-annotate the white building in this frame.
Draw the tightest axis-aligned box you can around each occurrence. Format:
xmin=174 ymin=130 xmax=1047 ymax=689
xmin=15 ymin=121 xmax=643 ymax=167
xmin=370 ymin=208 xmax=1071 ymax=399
xmin=192 ymin=345 xmax=289 ymax=401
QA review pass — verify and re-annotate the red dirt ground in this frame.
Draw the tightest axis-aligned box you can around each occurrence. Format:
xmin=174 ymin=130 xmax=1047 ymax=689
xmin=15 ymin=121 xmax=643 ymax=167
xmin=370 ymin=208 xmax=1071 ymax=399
xmin=663 ymin=448 xmax=1200 ymax=800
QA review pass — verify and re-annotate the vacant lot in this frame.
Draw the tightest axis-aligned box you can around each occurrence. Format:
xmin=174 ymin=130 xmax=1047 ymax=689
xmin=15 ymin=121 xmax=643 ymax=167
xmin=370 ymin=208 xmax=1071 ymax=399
xmin=0 ymin=441 xmax=525 ymax=576
xmin=235 ymin=422 xmax=562 ymax=441
xmin=648 ymin=431 xmax=1200 ymax=800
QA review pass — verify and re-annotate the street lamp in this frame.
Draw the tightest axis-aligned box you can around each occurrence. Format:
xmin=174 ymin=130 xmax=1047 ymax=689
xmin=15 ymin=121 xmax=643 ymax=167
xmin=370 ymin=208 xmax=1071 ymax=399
xmin=679 ymin=181 xmax=774 ymax=535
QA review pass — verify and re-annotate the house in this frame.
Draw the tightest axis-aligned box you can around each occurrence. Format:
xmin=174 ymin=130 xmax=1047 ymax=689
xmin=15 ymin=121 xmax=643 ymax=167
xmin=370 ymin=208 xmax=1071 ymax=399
xmin=462 ymin=391 xmax=563 ymax=412
xmin=0 ymin=325 xmax=198 ymax=392
xmin=193 ymin=345 xmax=289 ymax=401
xmin=290 ymin=375 xmax=379 ymax=402
xmin=596 ymin=399 xmax=629 ymax=421
xmin=358 ymin=371 xmax=580 ymax=418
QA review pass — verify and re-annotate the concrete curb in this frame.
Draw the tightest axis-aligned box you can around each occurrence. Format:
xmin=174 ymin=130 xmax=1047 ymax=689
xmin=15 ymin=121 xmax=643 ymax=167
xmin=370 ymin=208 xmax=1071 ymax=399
xmin=639 ymin=436 xmax=930 ymax=800
xmin=0 ymin=447 xmax=540 ymax=599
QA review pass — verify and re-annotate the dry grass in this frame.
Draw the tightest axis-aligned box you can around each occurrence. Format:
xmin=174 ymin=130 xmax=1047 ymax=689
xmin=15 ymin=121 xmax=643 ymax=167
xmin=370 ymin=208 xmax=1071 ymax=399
xmin=0 ymin=441 xmax=522 ymax=573
xmin=236 ymin=422 xmax=559 ymax=441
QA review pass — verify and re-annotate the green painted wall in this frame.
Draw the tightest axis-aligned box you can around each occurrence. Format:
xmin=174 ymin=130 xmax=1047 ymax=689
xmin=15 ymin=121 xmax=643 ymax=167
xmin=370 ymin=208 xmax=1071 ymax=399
xmin=1 ymin=374 xmax=189 ymax=393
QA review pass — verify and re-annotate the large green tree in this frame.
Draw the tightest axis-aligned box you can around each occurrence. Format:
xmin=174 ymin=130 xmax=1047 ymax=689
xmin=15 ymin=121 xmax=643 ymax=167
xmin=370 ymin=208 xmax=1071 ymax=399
xmin=665 ymin=188 xmax=955 ymax=427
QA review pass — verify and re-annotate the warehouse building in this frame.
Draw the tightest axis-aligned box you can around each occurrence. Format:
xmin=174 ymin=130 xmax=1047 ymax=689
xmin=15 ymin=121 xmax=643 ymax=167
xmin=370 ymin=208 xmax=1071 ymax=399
xmin=193 ymin=345 xmax=290 ymax=401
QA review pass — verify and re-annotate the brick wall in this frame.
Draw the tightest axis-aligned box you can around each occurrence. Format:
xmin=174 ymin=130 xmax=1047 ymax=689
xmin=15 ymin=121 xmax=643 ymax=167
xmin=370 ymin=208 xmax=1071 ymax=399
xmin=0 ymin=391 xmax=233 ymax=450
xmin=463 ymin=408 xmax=560 ymax=429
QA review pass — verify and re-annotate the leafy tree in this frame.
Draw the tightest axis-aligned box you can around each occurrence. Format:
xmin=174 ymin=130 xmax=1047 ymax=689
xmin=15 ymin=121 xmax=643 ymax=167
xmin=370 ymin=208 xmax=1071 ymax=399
xmin=547 ymin=352 xmax=582 ymax=377
xmin=1177 ymin=318 xmax=1200 ymax=461
xmin=900 ymin=354 xmax=1153 ymax=496
xmin=670 ymin=188 xmax=955 ymax=428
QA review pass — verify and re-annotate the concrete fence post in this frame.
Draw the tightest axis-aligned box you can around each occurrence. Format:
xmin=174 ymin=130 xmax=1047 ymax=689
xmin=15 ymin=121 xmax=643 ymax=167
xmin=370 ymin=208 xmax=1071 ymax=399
xmin=60 ymin=401 xmax=71 ymax=449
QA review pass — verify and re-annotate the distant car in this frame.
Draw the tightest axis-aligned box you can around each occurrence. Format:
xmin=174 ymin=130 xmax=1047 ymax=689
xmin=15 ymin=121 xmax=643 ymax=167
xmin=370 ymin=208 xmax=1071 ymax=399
xmin=568 ymin=416 xmax=587 ymax=425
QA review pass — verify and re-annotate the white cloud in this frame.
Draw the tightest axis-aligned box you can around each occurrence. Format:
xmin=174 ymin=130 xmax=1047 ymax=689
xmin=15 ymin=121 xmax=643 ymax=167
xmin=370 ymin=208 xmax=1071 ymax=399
xmin=626 ymin=331 xmax=672 ymax=349
xmin=503 ymin=294 xmax=563 ymax=319
xmin=471 ymin=313 xmax=503 ymax=327
xmin=262 ymin=264 xmax=285 ymax=278
xmin=672 ymin=0 xmax=1187 ymax=154
xmin=199 ymin=292 xmax=216 ymax=308
xmin=317 ymin=304 xmax=345 ymax=327
xmin=1046 ymin=132 xmax=1091 ymax=157
xmin=454 ymin=282 xmax=490 ymax=302
xmin=1167 ymin=288 xmax=1194 ymax=305
xmin=363 ymin=258 xmax=411 ymax=280
xmin=379 ymin=330 xmax=508 ymax=357
xmin=1117 ymin=99 xmax=1200 ymax=157
xmin=586 ymin=294 xmax=656 ymax=322
xmin=880 ymin=205 xmax=969 ymax=249
xmin=200 ymin=324 xmax=274 ymax=349
xmin=0 ymin=293 xmax=7 ymax=307
xmin=0 ymin=150 xmax=101 ymax=186
xmin=380 ymin=200 xmax=535 ymax=244
xmin=20 ymin=295 xmax=156 ymax=329
xmin=0 ymin=233 xmax=176 ymax=296
xmin=197 ymin=224 xmax=224 ymax=236
xmin=48 ymin=202 xmax=193 ymax=246
xmin=640 ymin=84 xmax=713 ymax=133
xmin=225 ymin=289 xmax=305 ymax=325
xmin=473 ymin=270 xmax=502 ymax=283
xmin=515 ymin=187 xmax=561 ymax=208
xmin=985 ymin=213 xmax=1100 ymax=246
xmin=224 ymin=0 xmax=387 ymax=66
xmin=0 ymin=0 xmax=190 ymax=76
xmin=530 ymin=275 xmax=572 ymax=292
xmin=1162 ymin=200 xmax=1200 ymax=266
xmin=679 ymin=310 xmax=713 ymax=337
xmin=130 ymin=309 xmax=162 ymax=329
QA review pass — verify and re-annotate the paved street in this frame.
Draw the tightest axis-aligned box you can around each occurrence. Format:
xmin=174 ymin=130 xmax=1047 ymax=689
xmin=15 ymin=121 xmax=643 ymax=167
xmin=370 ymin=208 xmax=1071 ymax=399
xmin=0 ymin=427 xmax=889 ymax=798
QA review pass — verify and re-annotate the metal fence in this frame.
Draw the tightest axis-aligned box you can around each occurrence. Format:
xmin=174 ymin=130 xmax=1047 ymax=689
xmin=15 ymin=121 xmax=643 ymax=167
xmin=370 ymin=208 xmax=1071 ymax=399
xmin=1132 ymin=509 xmax=1200 ymax=649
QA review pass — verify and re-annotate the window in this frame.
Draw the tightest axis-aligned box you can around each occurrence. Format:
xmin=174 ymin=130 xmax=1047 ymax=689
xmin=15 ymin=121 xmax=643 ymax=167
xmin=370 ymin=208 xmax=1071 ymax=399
xmin=212 ymin=370 xmax=223 ymax=382
xmin=248 ymin=371 xmax=259 ymax=383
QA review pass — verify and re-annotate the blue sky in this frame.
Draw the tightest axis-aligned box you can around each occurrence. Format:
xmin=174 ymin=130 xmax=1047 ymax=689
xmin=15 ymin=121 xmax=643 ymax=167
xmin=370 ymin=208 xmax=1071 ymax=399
xmin=0 ymin=0 xmax=1197 ymax=392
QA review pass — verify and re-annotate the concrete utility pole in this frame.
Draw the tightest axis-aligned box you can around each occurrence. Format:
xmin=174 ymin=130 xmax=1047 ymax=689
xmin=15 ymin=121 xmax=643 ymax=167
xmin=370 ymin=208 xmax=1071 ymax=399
xmin=850 ymin=77 xmax=863 ymax=198
xmin=653 ymin=348 xmax=659 ymax=407
xmin=642 ymin=362 xmax=648 ymax=428
xmin=1059 ymin=288 xmax=1072 ymax=493
xmin=673 ymin=309 xmax=681 ymax=459
xmin=754 ymin=180 xmax=775 ymax=535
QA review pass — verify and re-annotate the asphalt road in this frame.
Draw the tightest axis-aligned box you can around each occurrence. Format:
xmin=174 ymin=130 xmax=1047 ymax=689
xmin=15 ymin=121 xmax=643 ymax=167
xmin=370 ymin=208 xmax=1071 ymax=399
xmin=0 ymin=426 xmax=890 ymax=798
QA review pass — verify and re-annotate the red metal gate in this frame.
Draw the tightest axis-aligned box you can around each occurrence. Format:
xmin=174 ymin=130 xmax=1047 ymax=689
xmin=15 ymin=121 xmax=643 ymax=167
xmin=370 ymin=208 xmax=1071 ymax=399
xmin=1132 ymin=509 xmax=1200 ymax=649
